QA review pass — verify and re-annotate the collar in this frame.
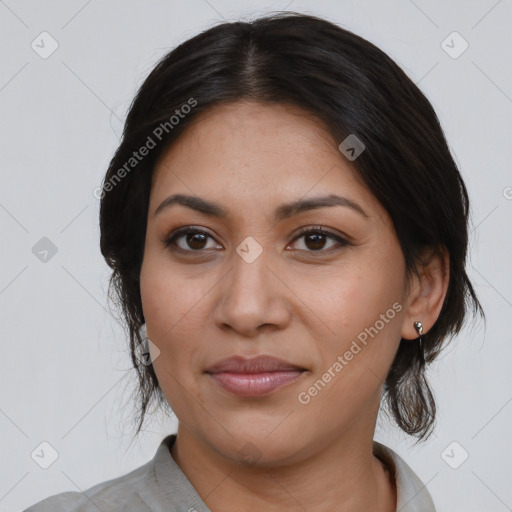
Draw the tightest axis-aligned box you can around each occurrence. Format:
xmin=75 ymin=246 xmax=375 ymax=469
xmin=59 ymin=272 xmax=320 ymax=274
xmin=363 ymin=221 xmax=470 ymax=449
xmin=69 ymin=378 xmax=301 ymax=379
xmin=148 ymin=434 xmax=436 ymax=511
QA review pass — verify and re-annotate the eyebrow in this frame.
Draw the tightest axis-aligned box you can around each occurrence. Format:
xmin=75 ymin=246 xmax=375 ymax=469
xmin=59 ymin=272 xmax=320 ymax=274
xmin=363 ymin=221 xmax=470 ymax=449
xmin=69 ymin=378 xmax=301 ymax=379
xmin=154 ymin=193 xmax=369 ymax=221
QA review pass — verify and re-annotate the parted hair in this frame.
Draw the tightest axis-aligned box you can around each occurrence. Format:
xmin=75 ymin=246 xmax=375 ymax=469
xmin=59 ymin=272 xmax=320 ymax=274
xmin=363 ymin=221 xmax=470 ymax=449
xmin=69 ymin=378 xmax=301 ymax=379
xmin=99 ymin=12 xmax=485 ymax=441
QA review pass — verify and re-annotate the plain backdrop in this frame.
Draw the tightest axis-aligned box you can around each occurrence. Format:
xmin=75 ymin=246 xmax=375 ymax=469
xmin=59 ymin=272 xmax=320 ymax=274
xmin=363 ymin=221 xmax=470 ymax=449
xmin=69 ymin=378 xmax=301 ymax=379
xmin=1 ymin=1 xmax=511 ymax=511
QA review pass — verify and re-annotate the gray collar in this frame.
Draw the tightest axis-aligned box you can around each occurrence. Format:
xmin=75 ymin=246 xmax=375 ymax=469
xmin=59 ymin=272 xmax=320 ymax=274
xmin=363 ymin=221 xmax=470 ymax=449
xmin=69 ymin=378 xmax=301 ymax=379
xmin=142 ymin=435 xmax=436 ymax=512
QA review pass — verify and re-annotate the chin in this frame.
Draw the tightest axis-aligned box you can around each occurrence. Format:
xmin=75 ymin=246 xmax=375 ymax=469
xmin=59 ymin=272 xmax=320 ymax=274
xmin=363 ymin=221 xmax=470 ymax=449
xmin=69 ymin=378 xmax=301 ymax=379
xmin=204 ymin=422 xmax=313 ymax=469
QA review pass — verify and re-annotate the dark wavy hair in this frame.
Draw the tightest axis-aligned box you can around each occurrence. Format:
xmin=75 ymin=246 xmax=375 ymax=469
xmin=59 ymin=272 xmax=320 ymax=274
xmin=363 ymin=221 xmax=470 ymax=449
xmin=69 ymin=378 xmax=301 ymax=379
xmin=99 ymin=11 xmax=485 ymax=442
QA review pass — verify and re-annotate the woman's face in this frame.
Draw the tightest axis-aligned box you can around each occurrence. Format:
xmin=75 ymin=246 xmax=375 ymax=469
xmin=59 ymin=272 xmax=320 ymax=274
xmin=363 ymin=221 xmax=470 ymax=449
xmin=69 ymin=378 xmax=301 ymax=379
xmin=140 ymin=100 xmax=417 ymax=465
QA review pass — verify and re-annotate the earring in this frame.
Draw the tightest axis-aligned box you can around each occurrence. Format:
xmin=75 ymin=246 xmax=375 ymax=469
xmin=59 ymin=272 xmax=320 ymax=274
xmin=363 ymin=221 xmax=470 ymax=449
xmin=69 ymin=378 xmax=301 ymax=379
xmin=136 ymin=323 xmax=152 ymax=366
xmin=413 ymin=321 xmax=424 ymax=351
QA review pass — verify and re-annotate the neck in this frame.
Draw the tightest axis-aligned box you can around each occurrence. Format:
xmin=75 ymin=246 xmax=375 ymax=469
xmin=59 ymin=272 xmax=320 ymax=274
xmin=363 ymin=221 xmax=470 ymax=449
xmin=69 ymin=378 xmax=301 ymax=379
xmin=170 ymin=416 xmax=396 ymax=512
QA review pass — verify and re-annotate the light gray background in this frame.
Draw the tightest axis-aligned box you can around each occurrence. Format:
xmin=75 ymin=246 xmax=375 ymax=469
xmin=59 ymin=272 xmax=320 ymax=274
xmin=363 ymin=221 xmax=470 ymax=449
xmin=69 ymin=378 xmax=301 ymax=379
xmin=1 ymin=1 xmax=511 ymax=511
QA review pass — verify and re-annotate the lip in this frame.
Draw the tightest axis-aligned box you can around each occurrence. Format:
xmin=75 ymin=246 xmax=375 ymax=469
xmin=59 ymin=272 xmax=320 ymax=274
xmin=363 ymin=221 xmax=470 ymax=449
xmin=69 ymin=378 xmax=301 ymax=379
xmin=205 ymin=355 xmax=307 ymax=397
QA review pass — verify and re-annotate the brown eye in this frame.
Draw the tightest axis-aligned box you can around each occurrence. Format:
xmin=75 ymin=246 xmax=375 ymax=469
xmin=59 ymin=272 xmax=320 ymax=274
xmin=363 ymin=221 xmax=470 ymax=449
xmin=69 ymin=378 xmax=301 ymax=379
xmin=289 ymin=227 xmax=350 ymax=254
xmin=184 ymin=232 xmax=208 ymax=250
xmin=303 ymin=232 xmax=328 ymax=250
xmin=164 ymin=228 xmax=221 ymax=252
xmin=164 ymin=225 xmax=349 ymax=256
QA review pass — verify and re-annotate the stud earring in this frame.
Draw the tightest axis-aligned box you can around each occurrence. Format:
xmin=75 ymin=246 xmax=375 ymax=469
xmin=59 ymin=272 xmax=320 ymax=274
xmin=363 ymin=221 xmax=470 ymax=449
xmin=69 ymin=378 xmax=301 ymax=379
xmin=414 ymin=321 xmax=424 ymax=351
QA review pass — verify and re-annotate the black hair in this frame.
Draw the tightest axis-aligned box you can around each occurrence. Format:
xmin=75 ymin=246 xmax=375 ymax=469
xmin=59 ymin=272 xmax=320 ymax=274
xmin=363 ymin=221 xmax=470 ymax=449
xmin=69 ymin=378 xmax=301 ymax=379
xmin=99 ymin=11 xmax=485 ymax=441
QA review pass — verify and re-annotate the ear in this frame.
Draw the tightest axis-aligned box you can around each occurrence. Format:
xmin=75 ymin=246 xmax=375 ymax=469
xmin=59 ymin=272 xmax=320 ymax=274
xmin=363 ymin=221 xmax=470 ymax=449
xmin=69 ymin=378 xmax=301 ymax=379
xmin=400 ymin=246 xmax=450 ymax=340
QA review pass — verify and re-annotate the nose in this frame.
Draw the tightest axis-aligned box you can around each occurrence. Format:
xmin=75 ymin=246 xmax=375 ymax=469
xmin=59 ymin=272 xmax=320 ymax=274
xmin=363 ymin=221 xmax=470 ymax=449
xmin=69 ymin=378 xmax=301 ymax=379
xmin=213 ymin=244 xmax=292 ymax=338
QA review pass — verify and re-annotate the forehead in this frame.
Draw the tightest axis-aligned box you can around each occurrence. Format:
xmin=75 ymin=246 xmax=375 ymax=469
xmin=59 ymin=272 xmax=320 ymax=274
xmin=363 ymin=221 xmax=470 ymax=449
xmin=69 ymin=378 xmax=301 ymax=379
xmin=150 ymin=101 xmax=381 ymax=222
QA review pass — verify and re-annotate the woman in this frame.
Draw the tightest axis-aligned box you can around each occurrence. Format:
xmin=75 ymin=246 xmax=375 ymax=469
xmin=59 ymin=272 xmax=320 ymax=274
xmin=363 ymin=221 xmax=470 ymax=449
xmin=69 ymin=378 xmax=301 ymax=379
xmin=25 ymin=11 xmax=484 ymax=512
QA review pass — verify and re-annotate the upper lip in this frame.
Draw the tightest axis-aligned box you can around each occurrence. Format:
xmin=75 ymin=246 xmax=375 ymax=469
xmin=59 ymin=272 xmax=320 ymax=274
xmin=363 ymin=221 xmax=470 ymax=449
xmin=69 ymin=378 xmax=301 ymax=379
xmin=205 ymin=355 xmax=305 ymax=374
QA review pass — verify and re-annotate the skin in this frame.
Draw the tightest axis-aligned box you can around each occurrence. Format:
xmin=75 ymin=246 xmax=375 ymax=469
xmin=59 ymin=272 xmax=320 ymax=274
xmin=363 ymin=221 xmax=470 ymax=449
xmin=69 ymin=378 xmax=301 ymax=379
xmin=139 ymin=100 xmax=450 ymax=512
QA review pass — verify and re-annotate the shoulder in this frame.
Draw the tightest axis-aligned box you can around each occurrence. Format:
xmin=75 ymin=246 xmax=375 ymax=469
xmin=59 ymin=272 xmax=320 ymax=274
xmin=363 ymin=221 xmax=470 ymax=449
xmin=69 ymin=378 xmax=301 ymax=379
xmin=373 ymin=441 xmax=437 ymax=512
xmin=23 ymin=457 xmax=155 ymax=512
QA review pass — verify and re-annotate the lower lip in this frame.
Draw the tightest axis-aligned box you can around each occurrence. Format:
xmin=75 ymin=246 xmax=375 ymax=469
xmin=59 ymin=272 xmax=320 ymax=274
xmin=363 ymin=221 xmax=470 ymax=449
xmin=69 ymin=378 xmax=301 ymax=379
xmin=208 ymin=370 xmax=305 ymax=397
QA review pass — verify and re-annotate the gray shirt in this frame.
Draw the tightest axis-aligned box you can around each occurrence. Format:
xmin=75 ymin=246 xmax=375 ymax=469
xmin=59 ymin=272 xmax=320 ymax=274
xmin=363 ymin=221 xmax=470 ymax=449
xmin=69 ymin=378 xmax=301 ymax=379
xmin=24 ymin=434 xmax=436 ymax=511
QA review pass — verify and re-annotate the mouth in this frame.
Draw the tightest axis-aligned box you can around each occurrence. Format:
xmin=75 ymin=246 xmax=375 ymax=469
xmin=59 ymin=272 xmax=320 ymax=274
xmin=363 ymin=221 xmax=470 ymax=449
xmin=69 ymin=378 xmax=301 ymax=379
xmin=205 ymin=355 xmax=308 ymax=397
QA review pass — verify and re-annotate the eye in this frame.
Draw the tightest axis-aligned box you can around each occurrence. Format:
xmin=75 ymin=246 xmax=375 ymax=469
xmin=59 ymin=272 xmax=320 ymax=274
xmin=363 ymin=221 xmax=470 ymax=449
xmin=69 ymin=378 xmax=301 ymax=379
xmin=164 ymin=225 xmax=350 ymax=255
xmin=288 ymin=226 xmax=350 ymax=254
xmin=164 ymin=227 xmax=221 ymax=252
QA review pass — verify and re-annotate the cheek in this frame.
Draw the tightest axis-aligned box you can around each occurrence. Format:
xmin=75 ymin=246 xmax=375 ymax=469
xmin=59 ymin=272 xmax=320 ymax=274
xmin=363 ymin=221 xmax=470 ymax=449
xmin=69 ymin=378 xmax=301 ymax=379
xmin=140 ymin=261 xmax=208 ymax=413
xmin=140 ymin=253 xmax=214 ymax=377
xmin=312 ymin=264 xmax=403 ymax=371
xmin=298 ymin=277 xmax=402 ymax=425
xmin=141 ymin=276 xmax=205 ymax=356
xmin=141 ymin=245 xmax=203 ymax=331
xmin=312 ymin=270 xmax=386 ymax=333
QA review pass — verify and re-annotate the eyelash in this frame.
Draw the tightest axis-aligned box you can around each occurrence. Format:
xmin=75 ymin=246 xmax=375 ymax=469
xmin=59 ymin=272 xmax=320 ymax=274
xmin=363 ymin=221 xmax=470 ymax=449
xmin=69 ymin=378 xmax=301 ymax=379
xmin=163 ymin=225 xmax=350 ymax=256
